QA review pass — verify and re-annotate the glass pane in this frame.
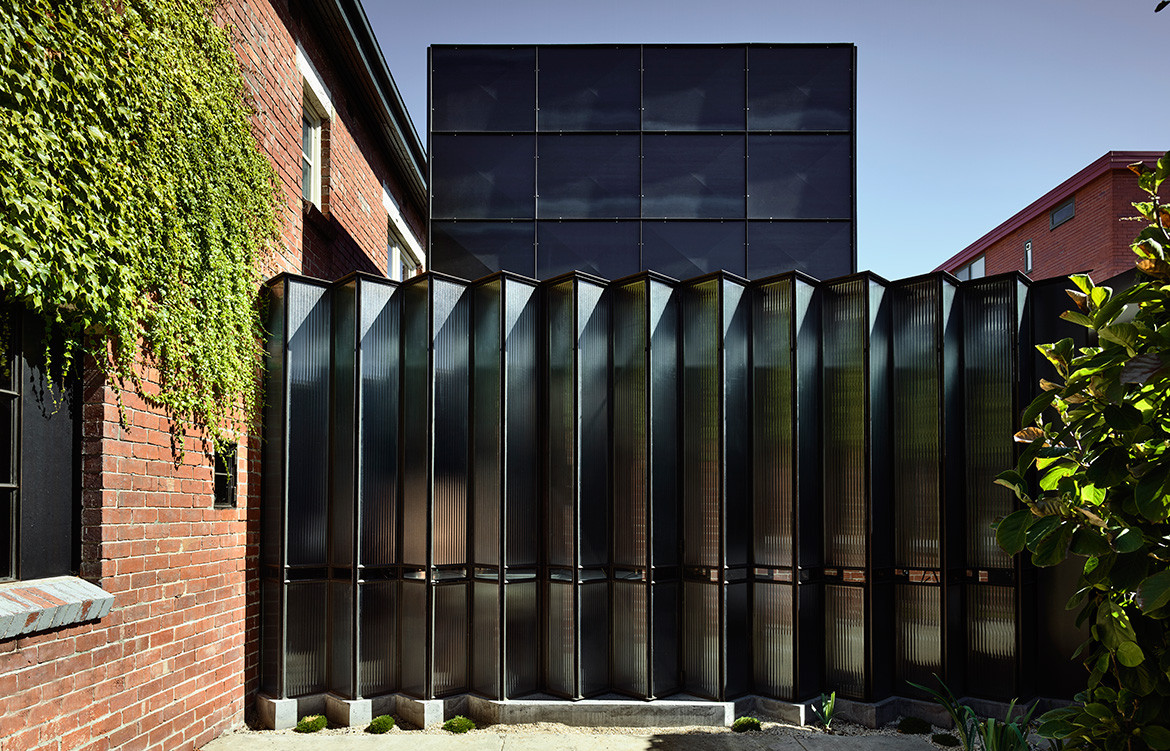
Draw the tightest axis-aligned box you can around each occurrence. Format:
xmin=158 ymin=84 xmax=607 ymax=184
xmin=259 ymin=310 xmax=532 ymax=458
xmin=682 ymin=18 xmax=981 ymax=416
xmin=430 ymin=222 xmax=535 ymax=280
xmin=643 ymin=135 xmax=745 ymax=219
xmin=302 ymin=116 xmax=312 ymax=157
xmin=747 ymin=135 xmax=851 ymax=219
xmin=537 ymin=221 xmax=640 ymax=280
xmin=0 ymin=490 xmax=11 ymax=580
xmin=537 ymin=46 xmax=641 ymax=131
xmin=643 ymin=46 xmax=745 ymax=131
xmin=747 ymin=221 xmax=852 ymax=280
xmin=642 ymin=221 xmax=745 ymax=279
xmin=431 ymin=47 xmax=535 ymax=131
xmin=537 ymin=135 xmax=639 ymax=219
xmin=748 ymin=46 xmax=853 ymax=131
xmin=431 ymin=135 xmax=535 ymax=220
xmin=0 ymin=398 xmax=13 ymax=484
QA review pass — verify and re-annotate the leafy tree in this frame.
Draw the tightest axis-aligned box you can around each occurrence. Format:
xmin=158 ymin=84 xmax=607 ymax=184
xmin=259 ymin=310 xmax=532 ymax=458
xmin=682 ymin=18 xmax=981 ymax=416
xmin=0 ymin=0 xmax=279 ymax=449
xmin=995 ymin=153 xmax=1170 ymax=750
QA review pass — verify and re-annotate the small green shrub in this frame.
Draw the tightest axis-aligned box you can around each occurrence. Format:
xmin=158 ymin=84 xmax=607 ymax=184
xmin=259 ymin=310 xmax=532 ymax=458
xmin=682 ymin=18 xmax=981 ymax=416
xmin=909 ymin=676 xmax=976 ymax=751
xmin=933 ymin=733 xmax=960 ymax=747
xmin=811 ymin=690 xmax=837 ymax=731
xmin=294 ymin=714 xmax=326 ymax=733
xmin=898 ymin=716 xmax=932 ymax=735
xmin=732 ymin=717 xmax=761 ymax=732
xmin=365 ymin=715 xmax=395 ymax=734
xmin=442 ymin=715 xmax=476 ymax=734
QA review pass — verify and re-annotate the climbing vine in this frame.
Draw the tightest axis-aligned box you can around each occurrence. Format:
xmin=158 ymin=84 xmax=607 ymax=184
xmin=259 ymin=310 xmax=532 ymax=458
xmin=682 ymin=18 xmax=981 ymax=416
xmin=0 ymin=0 xmax=279 ymax=450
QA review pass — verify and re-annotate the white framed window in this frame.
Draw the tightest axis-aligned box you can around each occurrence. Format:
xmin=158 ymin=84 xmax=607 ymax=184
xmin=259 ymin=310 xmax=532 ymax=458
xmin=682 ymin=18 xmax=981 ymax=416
xmin=954 ymin=255 xmax=985 ymax=281
xmin=1024 ymin=240 xmax=1033 ymax=274
xmin=383 ymin=187 xmax=425 ymax=280
xmin=297 ymin=44 xmax=333 ymax=209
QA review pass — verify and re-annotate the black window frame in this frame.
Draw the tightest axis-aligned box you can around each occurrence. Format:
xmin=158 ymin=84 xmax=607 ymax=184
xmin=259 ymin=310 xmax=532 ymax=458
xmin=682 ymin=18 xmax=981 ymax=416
xmin=1050 ymin=198 xmax=1075 ymax=230
xmin=213 ymin=442 xmax=238 ymax=509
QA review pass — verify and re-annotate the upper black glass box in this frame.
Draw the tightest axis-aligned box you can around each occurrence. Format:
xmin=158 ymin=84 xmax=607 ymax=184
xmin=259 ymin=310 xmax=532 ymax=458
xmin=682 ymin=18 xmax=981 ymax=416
xmin=429 ymin=44 xmax=856 ymax=281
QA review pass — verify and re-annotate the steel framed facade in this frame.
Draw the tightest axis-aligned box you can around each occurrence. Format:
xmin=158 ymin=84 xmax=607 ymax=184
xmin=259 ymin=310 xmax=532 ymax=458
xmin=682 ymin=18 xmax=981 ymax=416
xmin=262 ymin=266 xmax=1079 ymax=708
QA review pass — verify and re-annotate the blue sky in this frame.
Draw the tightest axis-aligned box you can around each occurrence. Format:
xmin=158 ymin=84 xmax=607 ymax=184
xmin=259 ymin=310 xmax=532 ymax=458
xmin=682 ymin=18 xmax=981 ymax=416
xmin=363 ymin=0 xmax=1168 ymax=281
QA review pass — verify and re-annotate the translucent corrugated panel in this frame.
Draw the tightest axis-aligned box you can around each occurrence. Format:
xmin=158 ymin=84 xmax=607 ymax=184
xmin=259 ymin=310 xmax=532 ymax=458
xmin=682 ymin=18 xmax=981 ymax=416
xmin=434 ymin=583 xmax=468 ymax=695
xmin=613 ymin=280 xmax=649 ymax=568
xmin=754 ymin=279 xmax=795 ymax=568
xmin=822 ymin=279 xmax=867 ymax=569
xmin=649 ymin=280 xmax=680 ymax=568
xmin=683 ymin=580 xmax=721 ymax=699
xmin=262 ymin=282 xmax=286 ymax=569
xmin=612 ymin=580 xmax=649 ymax=697
xmin=895 ymin=584 xmax=941 ymax=690
xmin=399 ymin=580 xmax=427 ymax=698
xmin=330 ymin=281 xmax=357 ymax=569
xmin=652 ymin=580 xmax=681 ymax=697
xmin=578 ymin=281 xmax=610 ymax=567
xmin=546 ymin=580 xmax=576 ymax=697
xmin=723 ymin=281 xmax=751 ymax=568
xmin=473 ymin=281 xmax=503 ymax=567
xmin=328 ymin=581 xmax=354 ymax=696
xmin=433 ymin=278 xmax=470 ymax=566
xmin=286 ymin=280 xmax=331 ymax=566
xmin=504 ymin=279 xmax=540 ymax=567
xmin=581 ymin=580 xmax=610 ymax=696
xmin=824 ymin=584 xmax=865 ymax=699
xmin=753 ymin=580 xmax=795 ymax=699
xmin=726 ymin=582 xmax=750 ymax=697
xmin=505 ymin=581 xmax=539 ymax=697
xmin=962 ymin=279 xmax=1021 ymax=570
xmin=891 ymin=279 xmax=941 ymax=570
xmin=359 ymin=581 xmax=396 ymax=696
xmin=682 ymin=280 xmax=721 ymax=568
xmin=472 ymin=581 xmax=500 ymax=697
xmin=285 ymin=581 xmax=328 ymax=697
xmin=260 ymin=577 xmax=281 ymax=696
xmin=360 ymin=280 xmax=400 ymax=568
xmin=967 ymin=584 xmax=1017 ymax=699
xmin=401 ymin=281 xmax=430 ymax=567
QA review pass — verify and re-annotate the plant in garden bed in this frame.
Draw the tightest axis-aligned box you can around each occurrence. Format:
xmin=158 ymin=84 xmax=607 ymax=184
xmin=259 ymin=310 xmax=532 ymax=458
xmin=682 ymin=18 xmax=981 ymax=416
xmin=442 ymin=716 xmax=475 ymax=734
xmin=732 ymin=717 xmax=761 ymax=732
xmin=909 ymin=676 xmax=977 ymax=751
xmin=294 ymin=715 xmax=326 ymax=733
xmin=810 ymin=690 xmax=837 ymax=732
xmin=366 ymin=715 xmax=395 ymax=734
xmin=994 ymin=151 xmax=1170 ymax=751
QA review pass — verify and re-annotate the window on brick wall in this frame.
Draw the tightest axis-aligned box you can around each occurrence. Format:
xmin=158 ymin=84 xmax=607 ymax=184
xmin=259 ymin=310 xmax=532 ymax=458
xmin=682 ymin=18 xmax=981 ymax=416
xmin=1050 ymin=197 xmax=1075 ymax=229
xmin=213 ymin=443 xmax=237 ymax=509
xmin=0 ymin=305 xmax=80 ymax=582
xmin=383 ymin=188 xmax=425 ymax=281
xmin=298 ymin=44 xmax=333 ymax=210
xmin=954 ymin=254 xmax=985 ymax=281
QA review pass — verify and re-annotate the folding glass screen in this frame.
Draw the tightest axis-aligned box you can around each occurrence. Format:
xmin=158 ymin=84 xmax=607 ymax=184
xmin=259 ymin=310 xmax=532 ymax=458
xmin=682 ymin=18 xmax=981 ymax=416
xmin=262 ymin=268 xmax=1069 ymax=708
xmin=429 ymin=44 xmax=856 ymax=282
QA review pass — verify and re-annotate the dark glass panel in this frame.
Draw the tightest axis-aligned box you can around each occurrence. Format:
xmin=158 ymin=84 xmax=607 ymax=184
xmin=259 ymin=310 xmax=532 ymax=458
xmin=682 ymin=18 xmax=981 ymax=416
xmin=748 ymin=46 xmax=853 ymax=131
xmin=537 ymin=221 xmax=639 ymax=281
xmin=581 ymin=580 xmax=609 ymax=696
xmin=546 ymin=580 xmax=575 ymax=696
xmin=327 ymin=581 xmax=354 ymax=696
xmin=643 ymin=46 xmax=745 ymax=131
xmin=537 ymin=135 xmax=639 ymax=219
xmin=748 ymin=221 xmax=852 ymax=284
xmin=642 ymin=135 xmax=745 ymax=219
xmin=1 ymin=489 xmax=11 ymax=580
xmin=359 ymin=581 xmax=397 ymax=696
xmin=747 ymin=135 xmax=851 ymax=219
xmin=537 ymin=46 xmax=641 ymax=131
xmin=260 ymin=578 xmax=281 ymax=696
xmin=431 ymin=222 xmax=535 ymax=280
xmin=472 ymin=581 xmax=500 ymax=697
xmin=651 ymin=580 xmax=681 ymax=696
xmin=286 ymin=581 xmax=328 ymax=697
xmin=642 ymin=221 xmax=746 ymax=279
xmin=431 ymin=135 xmax=534 ymax=220
xmin=505 ymin=581 xmax=539 ymax=697
xmin=434 ymin=583 xmax=468 ymax=695
xmin=399 ymin=580 xmax=427 ymax=697
xmin=431 ymin=47 xmax=535 ymax=132
xmin=726 ymin=582 xmax=750 ymax=697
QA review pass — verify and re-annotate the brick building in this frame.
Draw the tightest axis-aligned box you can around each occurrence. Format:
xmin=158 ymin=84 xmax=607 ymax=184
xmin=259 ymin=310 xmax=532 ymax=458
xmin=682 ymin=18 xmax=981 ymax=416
xmin=0 ymin=1 xmax=425 ymax=749
xmin=936 ymin=151 xmax=1160 ymax=282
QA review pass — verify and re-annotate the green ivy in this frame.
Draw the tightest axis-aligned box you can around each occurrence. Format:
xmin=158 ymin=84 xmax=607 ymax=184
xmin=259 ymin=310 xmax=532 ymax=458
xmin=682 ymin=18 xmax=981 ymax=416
xmin=0 ymin=0 xmax=279 ymax=449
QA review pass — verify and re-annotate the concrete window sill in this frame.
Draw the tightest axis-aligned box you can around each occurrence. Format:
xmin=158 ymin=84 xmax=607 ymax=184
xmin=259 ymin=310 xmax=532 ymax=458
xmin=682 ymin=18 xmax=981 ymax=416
xmin=0 ymin=576 xmax=115 ymax=640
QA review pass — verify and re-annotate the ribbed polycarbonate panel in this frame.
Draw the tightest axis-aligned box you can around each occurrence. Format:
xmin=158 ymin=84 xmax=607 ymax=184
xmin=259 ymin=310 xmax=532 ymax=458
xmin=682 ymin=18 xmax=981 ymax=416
xmin=753 ymin=279 xmax=795 ymax=568
xmin=330 ymin=281 xmax=357 ymax=569
xmin=895 ymin=584 xmax=941 ymax=689
xmin=824 ymin=584 xmax=865 ymax=699
xmin=434 ymin=583 xmax=468 ymax=695
xmin=472 ymin=581 xmax=500 ymax=697
xmin=966 ymin=584 xmax=1017 ymax=699
xmin=612 ymin=580 xmax=649 ymax=697
xmin=399 ymin=580 xmax=427 ymax=697
xmin=401 ymin=281 xmax=430 ymax=567
xmin=581 ymin=580 xmax=609 ymax=696
xmin=433 ymin=278 xmax=470 ymax=566
xmin=726 ymin=581 xmax=750 ymax=697
xmin=891 ymin=279 xmax=941 ymax=570
xmin=285 ymin=581 xmax=328 ymax=697
xmin=359 ymin=581 xmax=397 ymax=696
xmin=683 ymin=580 xmax=721 ymax=699
xmin=505 ymin=581 xmax=539 ymax=697
xmin=473 ymin=280 xmax=503 ymax=567
xmin=504 ymin=279 xmax=540 ymax=566
xmin=360 ymin=280 xmax=400 ymax=567
xmin=286 ymin=281 xmax=331 ymax=566
xmin=753 ymin=580 xmax=795 ymax=698
xmin=262 ymin=282 xmax=285 ymax=568
xmin=652 ymin=580 xmax=681 ymax=696
xmin=261 ymin=577 xmax=281 ymax=696
xmin=546 ymin=580 xmax=575 ymax=696
xmin=328 ymin=581 xmax=354 ymax=696
xmin=723 ymin=281 xmax=751 ymax=567
xmin=822 ymin=280 xmax=867 ymax=569
xmin=962 ymin=279 xmax=1019 ymax=570
xmin=649 ymin=280 xmax=679 ymax=567
xmin=578 ymin=282 xmax=610 ymax=568
xmin=682 ymin=280 xmax=721 ymax=568
xmin=613 ymin=280 xmax=649 ymax=568
xmin=546 ymin=281 xmax=576 ymax=568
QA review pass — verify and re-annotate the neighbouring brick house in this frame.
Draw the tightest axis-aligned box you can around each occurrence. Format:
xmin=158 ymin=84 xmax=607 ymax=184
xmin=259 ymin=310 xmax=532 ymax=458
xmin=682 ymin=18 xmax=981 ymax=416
xmin=936 ymin=151 xmax=1160 ymax=282
xmin=0 ymin=1 xmax=425 ymax=749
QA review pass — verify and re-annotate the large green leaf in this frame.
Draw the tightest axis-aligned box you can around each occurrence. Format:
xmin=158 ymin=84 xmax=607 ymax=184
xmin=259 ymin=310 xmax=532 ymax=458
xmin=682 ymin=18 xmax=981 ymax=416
xmin=1033 ymin=522 xmax=1074 ymax=566
xmin=996 ymin=509 xmax=1034 ymax=556
xmin=1142 ymin=726 xmax=1170 ymax=751
xmin=1137 ymin=571 xmax=1170 ymax=613
xmin=1116 ymin=641 xmax=1145 ymax=668
xmin=1134 ymin=462 xmax=1170 ymax=522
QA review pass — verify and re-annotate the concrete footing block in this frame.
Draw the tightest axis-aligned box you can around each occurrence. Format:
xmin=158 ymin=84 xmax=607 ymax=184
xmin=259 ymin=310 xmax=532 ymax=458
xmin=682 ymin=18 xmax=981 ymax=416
xmin=835 ymin=696 xmax=900 ymax=728
xmin=743 ymin=695 xmax=817 ymax=725
xmin=897 ymin=697 xmax=955 ymax=728
xmin=256 ymin=695 xmax=298 ymax=730
xmin=467 ymin=693 xmax=734 ymax=727
xmin=325 ymin=694 xmax=373 ymax=727
xmin=395 ymin=695 xmax=446 ymax=728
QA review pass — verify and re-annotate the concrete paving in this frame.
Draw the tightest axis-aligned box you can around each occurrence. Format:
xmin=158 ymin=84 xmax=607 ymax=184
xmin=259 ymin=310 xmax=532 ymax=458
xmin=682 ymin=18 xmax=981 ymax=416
xmin=201 ymin=729 xmax=938 ymax=751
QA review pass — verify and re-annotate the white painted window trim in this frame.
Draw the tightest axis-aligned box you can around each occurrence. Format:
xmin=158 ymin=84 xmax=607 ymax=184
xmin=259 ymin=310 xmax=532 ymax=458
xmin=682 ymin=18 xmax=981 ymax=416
xmin=296 ymin=43 xmax=334 ymax=118
xmin=383 ymin=187 xmax=424 ymax=280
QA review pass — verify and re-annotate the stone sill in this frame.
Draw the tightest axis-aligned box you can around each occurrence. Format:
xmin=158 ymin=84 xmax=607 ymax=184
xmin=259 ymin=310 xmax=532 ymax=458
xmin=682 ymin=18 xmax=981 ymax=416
xmin=0 ymin=576 xmax=115 ymax=640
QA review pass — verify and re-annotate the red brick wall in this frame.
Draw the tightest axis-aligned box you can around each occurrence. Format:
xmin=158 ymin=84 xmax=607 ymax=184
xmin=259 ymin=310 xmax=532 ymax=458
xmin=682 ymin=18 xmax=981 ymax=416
xmin=0 ymin=0 xmax=424 ymax=748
